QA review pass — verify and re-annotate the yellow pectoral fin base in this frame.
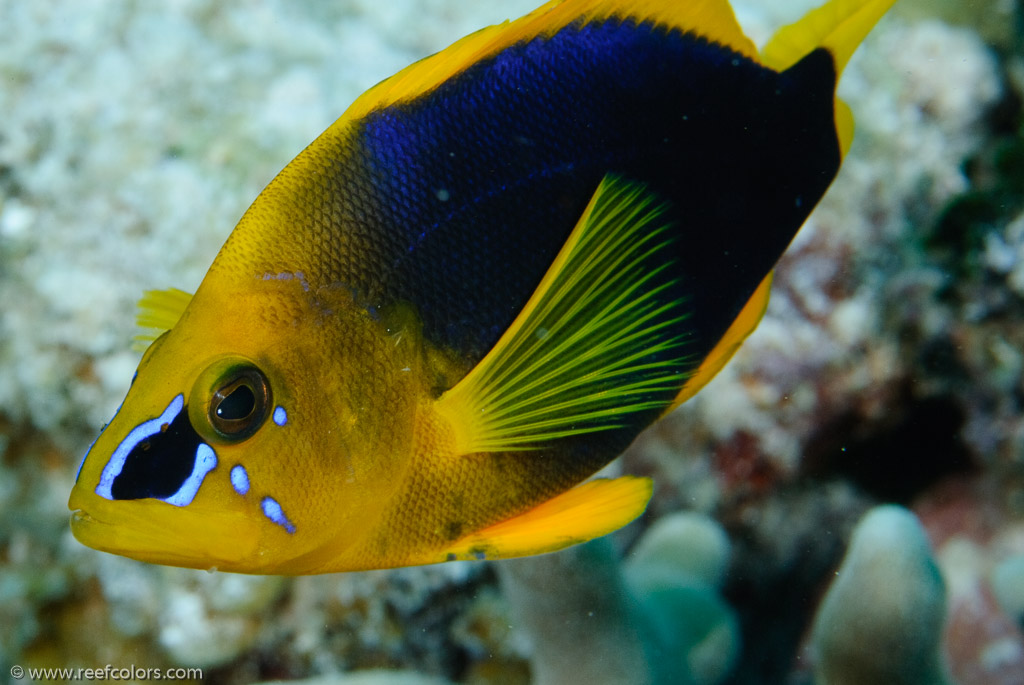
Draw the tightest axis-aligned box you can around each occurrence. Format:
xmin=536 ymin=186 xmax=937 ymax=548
xmin=133 ymin=287 xmax=193 ymax=350
xmin=435 ymin=175 xmax=692 ymax=454
xmin=439 ymin=476 xmax=653 ymax=563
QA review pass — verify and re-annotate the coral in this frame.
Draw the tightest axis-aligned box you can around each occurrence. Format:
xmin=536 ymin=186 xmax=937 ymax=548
xmin=810 ymin=505 xmax=951 ymax=685
xmin=256 ymin=671 xmax=453 ymax=685
xmin=1 ymin=2 xmax=528 ymax=681
xmin=915 ymin=481 xmax=1024 ymax=685
xmin=497 ymin=540 xmax=660 ymax=685
xmin=991 ymin=554 xmax=1024 ymax=630
xmin=894 ymin=0 xmax=1021 ymax=50
xmin=624 ymin=9 xmax=1024 ymax=682
xmin=623 ymin=514 xmax=739 ymax=685
xmin=497 ymin=512 xmax=738 ymax=685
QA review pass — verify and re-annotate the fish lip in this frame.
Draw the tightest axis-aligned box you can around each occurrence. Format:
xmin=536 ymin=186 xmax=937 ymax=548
xmin=68 ymin=503 xmax=111 ymax=539
xmin=70 ymin=507 xmax=104 ymax=528
xmin=69 ymin=491 xmax=262 ymax=572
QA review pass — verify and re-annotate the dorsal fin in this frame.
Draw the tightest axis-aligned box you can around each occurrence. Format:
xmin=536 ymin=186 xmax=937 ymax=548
xmin=342 ymin=0 xmax=758 ymax=123
xmin=434 ymin=175 xmax=691 ymax=454
xmin=133 ymin=288 xmax=192 ymax=350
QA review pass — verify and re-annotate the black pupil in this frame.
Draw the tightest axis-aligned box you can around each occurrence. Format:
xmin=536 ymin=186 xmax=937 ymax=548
xmin=216 ymin=384 xmax=256 ymax=420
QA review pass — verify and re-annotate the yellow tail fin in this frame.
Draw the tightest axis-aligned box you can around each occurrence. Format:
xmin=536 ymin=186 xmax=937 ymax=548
xmin=761 ymin=0 xmax=898 ymax=74
xmin=665 ymin=0 xmax=899 ymax=410
xmin=761 ymin=0 xmax=898 ymax=158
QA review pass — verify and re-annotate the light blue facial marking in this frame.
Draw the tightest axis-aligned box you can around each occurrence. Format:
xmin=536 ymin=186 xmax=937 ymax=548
xmin=76 ymin=435 xmax=97 ymax=482
xmin=273 ymin=405 xmax=288 ymax=427
xmin=162 ymin=443 xmax=217 ymax=507
xmin=230 ymin=464 xmax=250 ymax=496
xmin=96 ymin=394 xmax=184 ymax=500
xmin=261 ymin=496 xmax=296 ymax=534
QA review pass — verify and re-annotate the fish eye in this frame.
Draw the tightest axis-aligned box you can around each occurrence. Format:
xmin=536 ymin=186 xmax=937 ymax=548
xmin=213 ymin=377 xmax=256 ymax=424
xmin=202 ymin=363 xmax=271 ymax=441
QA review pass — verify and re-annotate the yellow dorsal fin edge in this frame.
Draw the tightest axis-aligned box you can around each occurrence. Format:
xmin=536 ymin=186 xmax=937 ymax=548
xmin=435 ymin=175 xmax=691 ymax=454
xmin=437 ymin=476 xmax=653 ymax=562
xmin=342 ymin=0 xmax=757 ymax=123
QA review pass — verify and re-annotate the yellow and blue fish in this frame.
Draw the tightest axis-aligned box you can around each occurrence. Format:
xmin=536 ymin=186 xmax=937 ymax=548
xmin=70 ymin=0 xmax=897 ymax=574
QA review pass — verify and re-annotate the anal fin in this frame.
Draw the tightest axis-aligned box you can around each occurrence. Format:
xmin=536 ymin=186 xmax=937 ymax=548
xmin=440 ymin=476 xmax=653 ymax=562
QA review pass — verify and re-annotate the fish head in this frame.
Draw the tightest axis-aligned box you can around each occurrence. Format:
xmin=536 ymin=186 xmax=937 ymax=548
xmin=69 ymin=278 xmax=423 ymax=573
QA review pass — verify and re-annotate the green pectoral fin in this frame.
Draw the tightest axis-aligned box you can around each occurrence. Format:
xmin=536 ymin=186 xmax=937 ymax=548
xmin=133 ymin=287 xmax=193 ymax=350
xmin=441 ymin=476 xmax=653 ymax=562
xmin=434 ymin=175 xmax=692 ymax=454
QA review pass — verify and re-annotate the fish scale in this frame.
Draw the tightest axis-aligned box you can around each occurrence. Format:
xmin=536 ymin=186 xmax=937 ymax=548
xmin=69 ymin=0 xmax=898 ymax=574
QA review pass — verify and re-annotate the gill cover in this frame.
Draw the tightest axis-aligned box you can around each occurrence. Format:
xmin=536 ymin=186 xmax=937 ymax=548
xmin=70 ymin=0 xmax=898 ymax=574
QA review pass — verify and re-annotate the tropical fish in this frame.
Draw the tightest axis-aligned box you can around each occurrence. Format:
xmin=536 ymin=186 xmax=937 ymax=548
xmin=70 ymin=0 xmax=897 ymax=574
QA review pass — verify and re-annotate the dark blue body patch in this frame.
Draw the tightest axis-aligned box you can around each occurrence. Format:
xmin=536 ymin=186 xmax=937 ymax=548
xmin=341 ymin=18 xmax=839 ymax=364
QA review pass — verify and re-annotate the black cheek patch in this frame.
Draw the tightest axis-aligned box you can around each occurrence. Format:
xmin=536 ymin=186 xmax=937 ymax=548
xmin=95 ymin=394 xmax=218 ymax=506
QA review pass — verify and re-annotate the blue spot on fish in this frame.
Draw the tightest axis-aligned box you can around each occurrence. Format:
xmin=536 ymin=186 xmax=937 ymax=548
xmin=273 ymin=405 xmax=288 ymax=427
xmin=96 ymin=394 xmax=184 ymax=500
xmin=162 ymin=443 xmax=217 ymax=507
xmin=261 ymin=496 xmax=296 ymax=534
xmin=230 ymin=464 xmax=250 ymax=495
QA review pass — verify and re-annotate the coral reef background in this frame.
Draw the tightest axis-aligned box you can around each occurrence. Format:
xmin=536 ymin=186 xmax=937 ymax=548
xmin=2 ymin=0 xmax=1023 ymax=683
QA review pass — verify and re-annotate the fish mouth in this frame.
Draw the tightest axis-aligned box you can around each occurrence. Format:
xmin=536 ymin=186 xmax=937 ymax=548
xmin=70 ymin=508 xmax=95 ymax=526
xmin=69 ymin=490 xmax=260 ymax=573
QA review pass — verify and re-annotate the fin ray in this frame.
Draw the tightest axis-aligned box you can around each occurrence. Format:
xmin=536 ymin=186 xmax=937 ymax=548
xmin=133 ymin=288 xmax=193 ymax=350
xmin=435 ymin=176 xmax=691 ymax=453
